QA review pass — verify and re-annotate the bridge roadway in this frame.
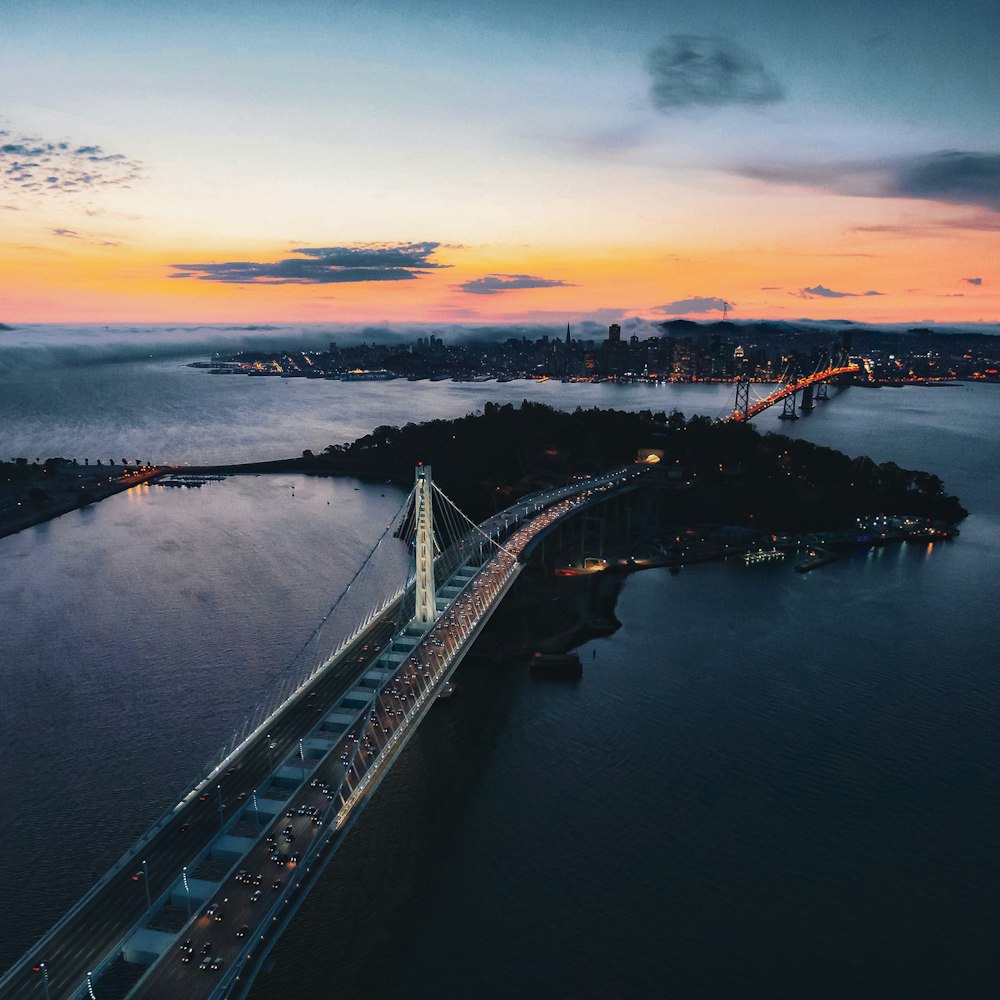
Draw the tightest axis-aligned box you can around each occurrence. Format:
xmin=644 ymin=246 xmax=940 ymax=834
xmin=732 ymin=363 xmax=861 ymax=422
xmin=0 ymin=464 xmax=648 ymax=1000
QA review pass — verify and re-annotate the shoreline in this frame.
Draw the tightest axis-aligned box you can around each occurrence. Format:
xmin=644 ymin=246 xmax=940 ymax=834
xmin=0 ymin=466 xmax=168 ymax=541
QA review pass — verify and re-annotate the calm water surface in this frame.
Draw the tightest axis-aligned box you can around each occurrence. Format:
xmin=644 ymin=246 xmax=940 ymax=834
xmin=1 ymin=349 xmax=998 ymax=999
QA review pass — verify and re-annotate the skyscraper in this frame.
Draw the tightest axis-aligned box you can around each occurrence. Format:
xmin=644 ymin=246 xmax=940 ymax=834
xmin=608 ymin=323 xmax=621 ymax=345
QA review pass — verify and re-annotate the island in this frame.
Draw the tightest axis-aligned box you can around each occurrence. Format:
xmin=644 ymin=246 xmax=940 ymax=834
xmin=3 ymin=404 xmax=965 ymax=561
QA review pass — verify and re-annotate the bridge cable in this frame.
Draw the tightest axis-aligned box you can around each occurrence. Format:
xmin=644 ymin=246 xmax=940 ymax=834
xmin=432 ymin=482 xmax=518 ymax=559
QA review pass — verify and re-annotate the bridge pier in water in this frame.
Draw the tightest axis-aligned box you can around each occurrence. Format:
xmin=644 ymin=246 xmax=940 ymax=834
xmin=734 ymin=374 xmax=751 ymax=421
xmin=799 ymin=382 xmax=815 ymax=411
xmin=779 ymin=390 xmax=799 ymax=420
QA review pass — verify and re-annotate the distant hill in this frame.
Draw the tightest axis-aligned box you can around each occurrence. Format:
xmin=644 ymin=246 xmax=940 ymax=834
xmin=656 ymin=318 xmax=999 ymax=339
xmin=658 ymin=318 xmax=843 ymax=337
xmin=290 ymin=400 xmax=968 ymax=530
xmin=0 ymin=323 xmax=13 ymax=331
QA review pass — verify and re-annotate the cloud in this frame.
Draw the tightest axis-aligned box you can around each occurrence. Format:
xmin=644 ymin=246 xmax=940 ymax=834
xmin=734 ymin=150 xmax=1000 ymax=212
xmin=431 ymin=306 xmax=483 ymax=319
xmin=655 ymin=296 xmax=731 ymax=315
xmin=963 ymin=277 xmax=983 ymax=286
xmin=456 ymin=273 xmax=575 ymax=295
xmin=51 ymin=228 xmax=80 ymax=238
xmin=797 ymin=285 xmax=883 ymax=299
xmin=0 ymin=131 xmax=142 ymax=199
xmin=170 ymin=242 xmax=450 ymax=284
xmin=647 ymin=35 xmax=784 ymax=112
xmin=897 ymin=152 xmax=1000 ymax=210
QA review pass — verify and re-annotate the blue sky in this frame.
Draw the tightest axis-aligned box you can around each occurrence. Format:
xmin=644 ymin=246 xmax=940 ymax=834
xmin=1 ymin=0 xmax=996 ymax=323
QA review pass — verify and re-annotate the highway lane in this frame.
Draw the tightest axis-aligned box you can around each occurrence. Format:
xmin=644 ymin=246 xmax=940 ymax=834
xmin=130 ymin=545 xmax=530 ymax=999
xmin=133 ymin=757 xmax=350 ymax=1000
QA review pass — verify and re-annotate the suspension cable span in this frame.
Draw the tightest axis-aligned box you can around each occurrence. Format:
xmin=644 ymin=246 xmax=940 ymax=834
xmin=431 ymin=482 xmax=518 ymax=558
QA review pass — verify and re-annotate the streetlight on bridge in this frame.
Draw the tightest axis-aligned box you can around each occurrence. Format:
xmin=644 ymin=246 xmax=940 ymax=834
xmin=131 ymin=858 xmax=151 ymax=911
xmin=31 ymin=962 xmax=50 ymax=1000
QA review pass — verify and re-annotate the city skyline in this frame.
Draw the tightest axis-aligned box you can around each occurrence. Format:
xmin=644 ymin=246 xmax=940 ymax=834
xmin=2 ymin=0 xmax=997 ymax=325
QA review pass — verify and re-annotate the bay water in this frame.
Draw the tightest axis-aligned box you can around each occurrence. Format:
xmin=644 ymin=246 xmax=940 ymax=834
xmin=1 ymin=330 xmax=997 ymax=998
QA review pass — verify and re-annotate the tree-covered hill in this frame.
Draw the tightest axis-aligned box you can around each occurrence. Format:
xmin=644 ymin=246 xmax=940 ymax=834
xmin=308 ymin=401 xmax=966 ymax=531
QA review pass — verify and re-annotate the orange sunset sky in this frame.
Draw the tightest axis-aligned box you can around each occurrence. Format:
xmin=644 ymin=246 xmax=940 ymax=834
xmin=2 ymin=0 xmax=996 ymax=328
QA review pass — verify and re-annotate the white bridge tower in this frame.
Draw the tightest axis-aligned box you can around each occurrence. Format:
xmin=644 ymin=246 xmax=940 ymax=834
xmin=413 ymin=464 xmax=437 ymax=624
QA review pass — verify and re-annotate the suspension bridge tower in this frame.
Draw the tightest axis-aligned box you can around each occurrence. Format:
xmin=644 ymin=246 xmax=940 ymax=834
xmin=413 ymin=464 xmax=438 ymax=625
xmin=734 ymin=373 xmax=751 ymax=421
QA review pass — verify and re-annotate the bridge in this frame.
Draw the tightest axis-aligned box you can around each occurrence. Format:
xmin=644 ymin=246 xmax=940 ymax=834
xmin=730 ymin=353 xmax=861 ymax=423
xmin=0 ymin=463 xmax=649 ymax=1000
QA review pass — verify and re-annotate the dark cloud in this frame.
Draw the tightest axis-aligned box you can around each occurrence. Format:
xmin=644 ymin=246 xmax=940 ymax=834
xmin=456 ymin=273 xmax=574 ymax=295
xmin=734 ymin=150 xmax=1000 ymax=212
xmin=798 ymin=285 xmax=883 ymax=299
xmin=51 ymin=228 xmax=80 ymax=239
xmin=170 ymin=242 xmax=450 ymax=285
xmin=655 ymin=296 xmax=731 ymax=314
xmin=963 ymin=277 xmax=983 ymax=286
xmin=647 ymin=35 xmax=784 ymax=112
xmin=292 ymin=244 xmax=448 ymax=269
xmin=896 ymin=152 xmax=1000 ymax=210
xmin=0 ymin=131 xmax=142 ymax=199
xmin=947 ymin=213 xmax=1000 ymax=231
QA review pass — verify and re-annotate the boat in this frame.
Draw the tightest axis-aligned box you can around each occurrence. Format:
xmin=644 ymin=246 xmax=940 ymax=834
xmin=437 ymin=681 xmax=457 ymax=700
xmin=530 ymin=651 xmax=582 ymax=678
xmin=341 ymin=369 xmax=396 ymax=381
xmin=743 ymin=548 xmax=786 ymax=564
xmin=795 ymin=547 xmax=839 ymax=573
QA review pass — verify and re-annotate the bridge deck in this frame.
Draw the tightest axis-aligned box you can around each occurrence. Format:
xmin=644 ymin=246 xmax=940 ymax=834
xmin=0 ymin=465 xmax=648 ymax=1000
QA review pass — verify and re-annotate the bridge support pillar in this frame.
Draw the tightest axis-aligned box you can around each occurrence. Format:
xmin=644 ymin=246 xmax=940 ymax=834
xmin=579 ymin=511 xmax=605 ymax=567
xmin=734 ymin=374 xmax=750 ymax=420
xmin=799 ymin=383 xmax=815 ymax=410
xmin=779 ymin=390 xmax=799 ymax=420
xmin=413 ymin=465 xmax=437 ymax=625
xmin=815 ymin=380 xmax=829 ymax=400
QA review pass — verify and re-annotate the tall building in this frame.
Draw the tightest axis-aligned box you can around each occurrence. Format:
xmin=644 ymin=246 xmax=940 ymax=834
xmin=566 ymin=323 xmax=571 ymax=345
xmin=608 ymin=323 xmax=621 ymax=345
